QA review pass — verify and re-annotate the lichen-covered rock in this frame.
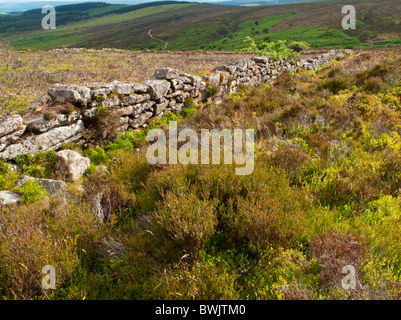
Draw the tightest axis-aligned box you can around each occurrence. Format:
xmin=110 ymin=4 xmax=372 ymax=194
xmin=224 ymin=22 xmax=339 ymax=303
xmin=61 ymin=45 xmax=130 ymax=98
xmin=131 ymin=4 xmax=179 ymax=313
xmin=143 ymin=80 xmax=171 ymax=100
xmin=0 ymin=114 xmax=24 ymax=138
xmin=235 ymin=59 xmax=254 ymax=72
xmin=179 ymin=73 xmax=204 ymax=87
xmin=128 ymin=111 xmax=153 ymax=129
xmin=0 ymin=190 xmax=22 ymax=206
xmin=111 ymin=81 xmax=136 ymax=95
xmin=23 ymin=108 xmax=81 ymax=134
xmin=170 ymin=78 xmax=184 ymax=91
xmin=154 ymin=68 xmax=180 ymax=80
xmin=122 ymin=93 xmax=150 ymax=106
xmin=118 ymin=116 xmax=129 ymax=132
xmin=101 ymin=96 xmax=121 ymax=108
xmin=38 ymin=178 xmax=68 ymax=194
xmin=154 ymin=98 xmax=169 ymax=115
xmin=252 ymin=56 xmax=268 ymax=65
xmin=0 ymin=120 xmax=85 ymax=160
xmin=55 ymin=149 xmax=90 ymax=182
xmin=48 ymin=84 xmax=92 ymax=107
xmin=0 ymin=125 xmax=26 ymax=152
xmin=202 ymin=72 xmax=221 ymax=88
xmin=133 ymin=83 xmax=149 ymax=93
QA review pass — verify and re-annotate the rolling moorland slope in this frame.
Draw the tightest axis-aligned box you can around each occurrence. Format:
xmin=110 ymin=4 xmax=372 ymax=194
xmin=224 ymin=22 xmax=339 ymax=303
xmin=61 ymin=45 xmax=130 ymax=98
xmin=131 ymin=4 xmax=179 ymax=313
xmin=1 ymin=0 xmax=401 ymax=302
xmin=1 ymin=0 xmax=401 ymax=51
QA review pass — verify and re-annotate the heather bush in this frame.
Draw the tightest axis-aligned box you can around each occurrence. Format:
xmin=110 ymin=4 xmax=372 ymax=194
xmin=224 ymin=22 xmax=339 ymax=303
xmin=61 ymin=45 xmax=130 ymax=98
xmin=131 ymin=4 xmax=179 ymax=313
xmin=0 ymin=192 xmax=104 ymax=299
xmin=153 ymin=190 xmax=219 ymax=257
xmin=153 ymin=255 xmax=240 ymax=300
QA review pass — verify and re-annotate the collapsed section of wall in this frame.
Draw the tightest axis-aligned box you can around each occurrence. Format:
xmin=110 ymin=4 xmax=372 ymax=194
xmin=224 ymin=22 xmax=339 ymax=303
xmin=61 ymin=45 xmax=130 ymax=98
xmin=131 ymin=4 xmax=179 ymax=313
xmin=0 ymin=49 xmax=351 ymax=160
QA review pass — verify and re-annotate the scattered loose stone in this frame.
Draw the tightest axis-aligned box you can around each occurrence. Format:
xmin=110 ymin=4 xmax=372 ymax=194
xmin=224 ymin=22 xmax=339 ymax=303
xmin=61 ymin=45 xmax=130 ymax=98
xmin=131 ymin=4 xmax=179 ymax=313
xmin=55 ymin=149 xmax=90 ymax=182
xmin=0 ymin=190 xmax=22 ymax=206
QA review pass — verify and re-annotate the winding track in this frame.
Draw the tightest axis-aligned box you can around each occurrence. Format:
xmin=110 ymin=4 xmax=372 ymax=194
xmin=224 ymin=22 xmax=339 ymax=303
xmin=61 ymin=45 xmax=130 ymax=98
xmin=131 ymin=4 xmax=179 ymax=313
xmin=148 ymin=29 xmax=168 ymax=50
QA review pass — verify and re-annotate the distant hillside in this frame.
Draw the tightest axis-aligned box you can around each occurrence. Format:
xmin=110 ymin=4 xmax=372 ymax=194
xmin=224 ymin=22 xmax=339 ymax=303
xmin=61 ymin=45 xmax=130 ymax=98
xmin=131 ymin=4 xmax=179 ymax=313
xmin=216 ymin=0 xmax=303 ymax=6
xmin=0 ymin=2 xmax=190 ymax=33
xmin=0 ymin=0 xmax=303 ymax=13
xmin=2 ymin=0 xmax=401 ymax=51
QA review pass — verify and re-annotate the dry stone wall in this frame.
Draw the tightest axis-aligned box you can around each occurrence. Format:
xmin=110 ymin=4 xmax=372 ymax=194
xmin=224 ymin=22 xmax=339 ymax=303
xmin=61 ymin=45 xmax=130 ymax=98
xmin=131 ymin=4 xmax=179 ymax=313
xmin=0 ymin=49 xmax=351 ymax=160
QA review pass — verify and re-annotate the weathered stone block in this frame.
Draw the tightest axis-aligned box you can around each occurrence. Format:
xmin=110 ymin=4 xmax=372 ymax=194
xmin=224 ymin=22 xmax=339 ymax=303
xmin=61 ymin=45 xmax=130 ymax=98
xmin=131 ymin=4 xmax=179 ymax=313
xmin=143 ymin=80 xmax=171 ymax=100
xmin=48 ymin=84 xmax=92 ymax=107
xmin=55 ymin=149 xmax=90 ymax=182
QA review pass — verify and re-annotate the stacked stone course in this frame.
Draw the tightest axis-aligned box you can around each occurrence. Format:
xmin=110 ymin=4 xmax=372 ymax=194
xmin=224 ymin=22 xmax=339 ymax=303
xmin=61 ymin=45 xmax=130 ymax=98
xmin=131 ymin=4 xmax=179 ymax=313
xmin=0 ymin=49 xmax=351 ymax=160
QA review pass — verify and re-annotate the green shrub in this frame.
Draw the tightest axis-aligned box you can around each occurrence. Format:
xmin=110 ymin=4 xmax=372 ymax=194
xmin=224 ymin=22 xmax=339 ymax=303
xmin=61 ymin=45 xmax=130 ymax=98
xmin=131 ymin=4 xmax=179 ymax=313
xmin=12 ymin=180 xmax=47 ymax=204
xmin=320 ymin=76 xmax=349 ymax=94
xmin=363 ymin=77 xmax=384 ymax=93
xmin=13 ymin=151 xmax=56 ymax=179
xmin=357 ymin=31 xmax=372 ymax=43
xmin=238 ymin=36 xmax=299 ymax=62
xmin=0 ymin=159 xmax=19 ymax=190
xmin=288 ymin=41 xmax=310 ymax=53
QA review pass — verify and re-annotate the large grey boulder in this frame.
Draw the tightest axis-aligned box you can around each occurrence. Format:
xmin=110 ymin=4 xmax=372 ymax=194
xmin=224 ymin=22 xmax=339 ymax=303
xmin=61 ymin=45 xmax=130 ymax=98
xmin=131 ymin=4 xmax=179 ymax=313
xmin=143 ymin=80 xmax=171 ymax=100
xmin=48 ymin=84 xmax=92 ymax=107
xmin=55 ymin=149 xmax=90 ymax=182
xmin=0 ymin=190 xmax=22 ymax=206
